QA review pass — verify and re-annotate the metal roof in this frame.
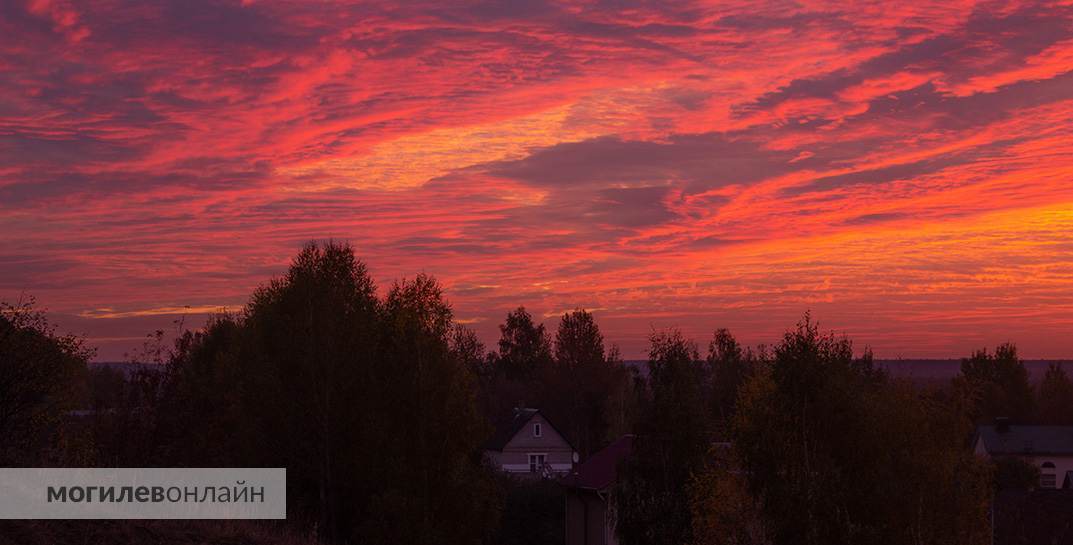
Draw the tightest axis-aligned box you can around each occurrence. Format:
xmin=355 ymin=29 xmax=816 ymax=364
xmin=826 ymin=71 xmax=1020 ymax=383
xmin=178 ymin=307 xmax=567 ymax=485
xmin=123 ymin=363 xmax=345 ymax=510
xmin=562 ymin=435 xmax=634 ymax=491
xmin=976 ymin=425 xmax=1073 ymax=456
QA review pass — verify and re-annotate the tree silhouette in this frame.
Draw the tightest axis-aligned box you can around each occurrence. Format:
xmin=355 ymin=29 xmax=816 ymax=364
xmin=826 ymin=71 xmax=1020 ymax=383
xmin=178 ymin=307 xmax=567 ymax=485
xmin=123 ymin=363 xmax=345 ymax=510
xmin=495 ymin=306 xmax=553 ymax=381
xmin=707 ymin=328 xmax=755 ymax=433
xmin=365 ymin=274 xmax=499 ymax=544
xmin=1037 ymin=362 xmax=1073 ymax=425
xmin=0 ymin=297 xmax=91 ymax=465
xmin=112 ymin=242 xmax=498 ymax=544
xmin=546 ymin=309 xmax=626 ymax=458
xmin=615 ymin=329 xmax=710 ymax=545
xmin=732 ymin=315 xmax=991 ymax=545
xmin=957 ymin=343 xmax=1035 ymax=422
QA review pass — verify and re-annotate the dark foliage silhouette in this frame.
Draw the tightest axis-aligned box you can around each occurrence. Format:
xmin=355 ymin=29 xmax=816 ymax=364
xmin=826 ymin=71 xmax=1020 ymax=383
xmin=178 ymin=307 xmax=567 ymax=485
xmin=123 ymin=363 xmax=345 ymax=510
xmin=0 ymin=298 xmax=91 ymax=465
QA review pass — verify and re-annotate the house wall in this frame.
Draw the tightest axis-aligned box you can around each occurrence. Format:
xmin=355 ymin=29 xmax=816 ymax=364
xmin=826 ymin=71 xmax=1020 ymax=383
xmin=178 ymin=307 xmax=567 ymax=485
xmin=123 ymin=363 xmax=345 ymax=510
xmin=565 ymin=489 xmax=610 ymax=545
xmin=975 ymin=437 xmax=1073 ymax=488
xmin=1023 ymin=455 xmax=1073 ymax=488
xmin=498 ymin=414 xmax=576 ymax=474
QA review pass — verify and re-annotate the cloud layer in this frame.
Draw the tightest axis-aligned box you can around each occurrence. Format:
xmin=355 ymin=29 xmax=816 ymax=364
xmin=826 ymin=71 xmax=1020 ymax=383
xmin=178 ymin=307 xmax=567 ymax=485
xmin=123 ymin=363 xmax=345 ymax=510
xmin=3 ymin=0 xmax=1073 ymax=359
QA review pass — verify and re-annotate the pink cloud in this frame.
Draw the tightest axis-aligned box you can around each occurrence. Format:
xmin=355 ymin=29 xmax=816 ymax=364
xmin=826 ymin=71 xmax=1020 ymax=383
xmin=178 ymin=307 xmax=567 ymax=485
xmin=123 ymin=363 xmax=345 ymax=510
xmin=3 ymin=0 xmax=1073 ymax=359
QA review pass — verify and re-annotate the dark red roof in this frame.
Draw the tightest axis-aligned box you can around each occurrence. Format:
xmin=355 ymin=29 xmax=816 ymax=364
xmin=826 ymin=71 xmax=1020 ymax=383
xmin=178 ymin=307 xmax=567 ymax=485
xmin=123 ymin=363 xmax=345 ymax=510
xmin=562 ymin=435 xmax=634 ymax=491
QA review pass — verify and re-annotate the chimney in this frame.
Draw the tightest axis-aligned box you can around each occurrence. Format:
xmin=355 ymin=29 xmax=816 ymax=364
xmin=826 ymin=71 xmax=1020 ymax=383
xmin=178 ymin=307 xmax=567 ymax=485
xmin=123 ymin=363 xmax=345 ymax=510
xmin=995 ymin=416 xmax=1011 ymax=433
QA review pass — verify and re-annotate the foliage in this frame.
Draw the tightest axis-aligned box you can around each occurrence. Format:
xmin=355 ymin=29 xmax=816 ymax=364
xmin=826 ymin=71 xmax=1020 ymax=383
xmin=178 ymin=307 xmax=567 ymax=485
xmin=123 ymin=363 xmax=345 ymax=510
xmin=545 ymin=309 xmax=631 ymax=457
xmin=362 ymin=274 xmax=498 ymax=544
xmin=0 ymin=297 xmax=92 ymax=465
xmin=95 ymin=242 xmax=499 ymax=544
xmin=957 ymin=343 xmax=1035 ymax=422
xmin=453 ymin=324 xmax=494 ymax=381
xmin=615 ymin=329 xmax=710 ymax=545
xmin=993 ymin=457 xmax=1040 ymax=491
xmin=14 ymin=261 xmax=1030 ymax=545
xmin=707 ymin=328 xmax=757 ymax=435
xmin=732 ymin=315 xmax=992 ymax=545
xmin=496 ymin=307 xmax=553 ymax=381
xmin=480 ymin=308 xmax=635 ymax=460
xmin=690 ymin=447 xmax=770 ymax=545
xmin=493 ymin=477 xmax=564 ymax=545
xmin=1037 ymin=363 xmax=1073 ymax=425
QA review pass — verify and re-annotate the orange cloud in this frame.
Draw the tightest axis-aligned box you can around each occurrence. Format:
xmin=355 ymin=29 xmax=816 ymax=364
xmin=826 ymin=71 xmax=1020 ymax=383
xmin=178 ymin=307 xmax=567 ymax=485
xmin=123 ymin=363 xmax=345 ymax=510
xmin=3 ymin=0 xmax=1073 ymax=359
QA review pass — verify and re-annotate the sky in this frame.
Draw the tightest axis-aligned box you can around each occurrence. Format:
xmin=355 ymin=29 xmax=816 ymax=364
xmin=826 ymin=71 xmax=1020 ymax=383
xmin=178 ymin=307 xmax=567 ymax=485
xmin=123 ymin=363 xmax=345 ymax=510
xmin=4 ymin=0 xmax=1073 ymax=361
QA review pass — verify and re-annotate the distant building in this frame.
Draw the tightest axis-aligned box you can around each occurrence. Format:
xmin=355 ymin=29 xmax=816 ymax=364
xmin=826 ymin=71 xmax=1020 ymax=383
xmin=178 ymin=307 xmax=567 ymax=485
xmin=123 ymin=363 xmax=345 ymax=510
xmin=484 ymin=408 xmax=576 ymax=477
xmin=974 ymin=419 xmax=1073 ymax=489
xmin=562 ymin=435 xmax=634 ymax=545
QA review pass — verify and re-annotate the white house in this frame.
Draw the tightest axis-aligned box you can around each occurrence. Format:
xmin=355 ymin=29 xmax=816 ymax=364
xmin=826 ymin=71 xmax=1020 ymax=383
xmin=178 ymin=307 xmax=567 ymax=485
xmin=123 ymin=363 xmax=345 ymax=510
xmin=974 ymin=420 xmax=1073 ymax=489
xmin=484 ymin=408 xmax=577 ymax=477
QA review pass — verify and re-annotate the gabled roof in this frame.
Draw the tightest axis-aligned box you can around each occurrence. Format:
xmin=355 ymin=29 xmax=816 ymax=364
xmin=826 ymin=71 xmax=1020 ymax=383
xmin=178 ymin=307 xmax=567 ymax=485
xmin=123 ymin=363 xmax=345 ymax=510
xmin=976 ymin=425 xmax=1073 ymax=456
xmin=484 ymin=408 xmax=571 ymax=452
xmin=562 ymin=435 xmax=634 ymax=491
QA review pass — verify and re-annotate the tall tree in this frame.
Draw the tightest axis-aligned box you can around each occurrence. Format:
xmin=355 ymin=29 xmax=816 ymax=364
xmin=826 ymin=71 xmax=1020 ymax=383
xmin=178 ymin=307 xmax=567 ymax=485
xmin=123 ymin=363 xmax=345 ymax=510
xmin=732 ymin=315 xmax=991 ymax=545
xmin=547 ymin=309 xmax=625 ymax=457
xmin=707 ymin=329 xmax=753 ymax=432
xmin=102 ymin=315 xmax=245 ymax=467
xmin=452 ymin=324 xmax=492 ymax=380
xmin=0 ymin=298 xmax=91 ymax=465
xmin=616 ymin=329 xmax=710 ymax=545
xmin=603 ymin=344 xmax=641 ymax=445
xmin=690 ymin=447 xmax=770 ymax=545
xmin=480 ymin=307 xmax=554 ymax=427
xmin=451 ymin=325 xmax=499 ymax=420
xmin=554 ymin=309 xmax=606 ymax=369
xmin=133 ymin=242 xmax=499 ymax=544
xmin=367 ymin=274 xmax=499 ymax=544
xmin=495 ymin=307 xmax=552 ymax=381
xmin=1037 ymin=362 xmax=1073 ymax=425
xmin=958 ymin=343 xmax=1035 ymax=422
xmin=239 ymin=241 xmax=382 ymax=542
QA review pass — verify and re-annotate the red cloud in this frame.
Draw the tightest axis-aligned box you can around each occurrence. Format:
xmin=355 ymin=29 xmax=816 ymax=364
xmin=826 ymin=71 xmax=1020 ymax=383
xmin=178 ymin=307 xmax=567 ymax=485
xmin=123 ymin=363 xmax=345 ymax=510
xmin=3 ymin=0 xmax=1073 ymax=359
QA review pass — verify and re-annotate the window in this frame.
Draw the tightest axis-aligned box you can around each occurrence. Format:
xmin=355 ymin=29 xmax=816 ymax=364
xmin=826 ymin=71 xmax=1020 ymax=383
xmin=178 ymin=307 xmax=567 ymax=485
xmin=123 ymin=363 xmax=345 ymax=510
xmin=1041 ymin=462 xmax=1057 ymax=489
xmin=533 ymin=423 xmax=542 ymax=437
xmin=528 ymin=454 xmax=546 ymax=473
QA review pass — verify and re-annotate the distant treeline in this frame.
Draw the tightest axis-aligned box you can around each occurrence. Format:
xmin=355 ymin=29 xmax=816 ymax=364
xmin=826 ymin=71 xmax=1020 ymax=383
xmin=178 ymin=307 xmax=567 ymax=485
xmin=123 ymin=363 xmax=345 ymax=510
xmin=2 ymin=241 xmax=1072 ymax=545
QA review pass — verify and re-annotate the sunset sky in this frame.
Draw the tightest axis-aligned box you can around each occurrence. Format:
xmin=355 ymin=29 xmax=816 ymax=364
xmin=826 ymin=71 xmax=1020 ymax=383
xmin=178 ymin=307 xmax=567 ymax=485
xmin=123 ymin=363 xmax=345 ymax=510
xmin=4 ymin=0 xmax=1073 ymax=360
